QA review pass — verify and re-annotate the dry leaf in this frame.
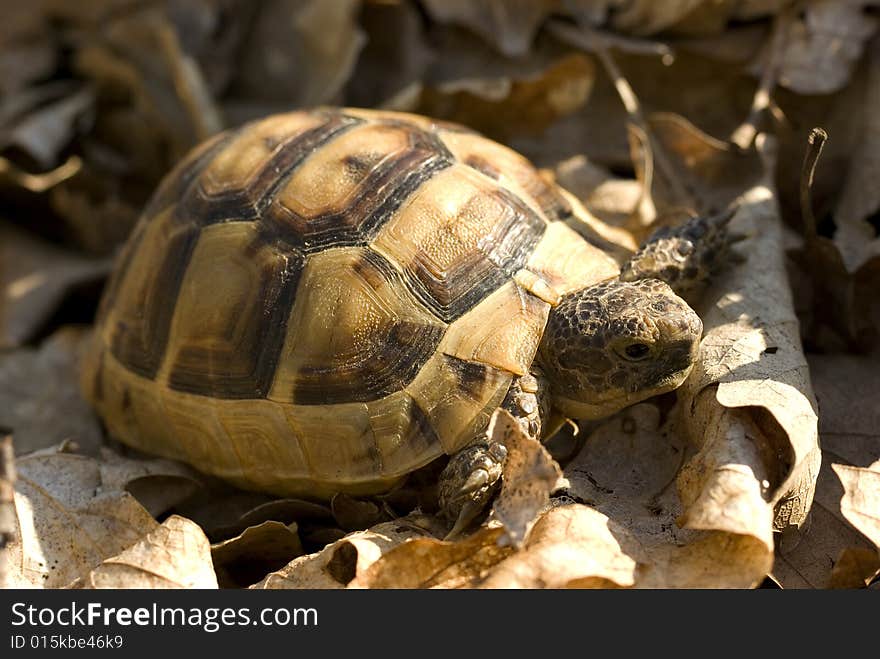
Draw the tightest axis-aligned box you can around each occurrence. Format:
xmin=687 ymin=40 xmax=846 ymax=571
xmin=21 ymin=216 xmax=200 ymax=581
xmin=0 ymin=224 xmax=109 ymax=349
xmin=96 ymin=447 xmax=202 ymax=519
xmin=641 ymin=112 xmax=763 ymax=218
xmin=832 ymin=39 xmax=880 ymax=274
xmin=563 ymin=404 xmax=773 ymax=588
xmin=177 ymin=491 xmax=333 ymax=544
xmin=0 ymin=436 xmax=14 ymax=589
xmin=771 ymin=353 xmax=879 ymax=588
xmin=73 ymin=515 xmax=217 ymax=589
xmin=828 ymin=547 xmax=880 ymax=588
xmin=489 ymin=409 xmax=563 ymax=548
xmin=345 ymin=0 xmax=433 ymax=107
xmin=609 ymin=0 xmax=718 ymax=36
xmin=5 ymin=443 xmax=159 ymax=588
xmin=409 ymin=51 xmax=595 ymax=142
xmin=833 ymin=462 xmax=880 ymax=550
xmin=211 ymin=521 xmax=303 ymax=589
xmin=0 ymin=327 xmax=103 ymax=456
xmin=254 ymin=519 xmax=436 ymax=589
xmin=421 ymin=0 xmax=555 ymax=56
xmin=352 ymin=526 xmax=511 ymax=589
xmin=775 ymin=0 xmax=878 ymax=95
xmin=676 ymin=137 xmax=820 ymax=534
xmin=772 ymin=455 xmax=877 ymax=588
xmin=331 ymin=493 xmax=386 ymax=531
xmin=480 ymin=504 xmax=638 ymax=588
xmin=232 ymin=0 xmax=365 ymax=108
xmin=0 ymin=86 xmax=94 ymax=170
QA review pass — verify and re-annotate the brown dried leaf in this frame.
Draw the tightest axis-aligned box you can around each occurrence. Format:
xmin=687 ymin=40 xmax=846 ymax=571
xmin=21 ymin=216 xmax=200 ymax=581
xmin=211 ymin=521 xmax=303 ymax=589
xmin=833 ymin=462 xmax=880 ymax=550
xmin=642 ymin=112 xmax=763 ymax=217
xmin=96 ymin=448 xmax=202 ymax=519
xmin=253 ymin=519 xmax=436 ymax=589
xmin=233 ymin=0 xmax=365 ymax=108
xmin=552 ymin=154 xmax=644 ymax=230
xmin=563 ymin=404 xmax=773 ymax=588
xmin=5 ymin=443 xmax=159 ymax=588
xmin=771 ymin=353 xmax=879 ymax=588
xmin=353 ymin=526 xmax=511 ymax=589
xmin=73 ymin=515 xmax=217 ymax=589
xmin=489 ymin=409 xmax=562 ymax=548
xmin=828 ymin=548 xmax=880 ymax=589
xmin=774 ymin=0 xmax=877 ymax=95
xmin=676 ymin=137 xmax=820 ymax=534
xmin=832 ymin=39 xmax=880 ymax=274
xmin=609 ymin=0 xmax=717 ymax=36
xmin=0 ymin=436 xmax=14 ymax=589
xmin=421 ymin=0 xmax=555 ymax=56
xmin=0 ymin=35 xmax=56 ymax=96
xmin=331 ymin=493 xmax=386 ymax=531
xmin=0 ymin=224 xmax=109 ymax=349
xmin=0 ymin=327 xmax=103 ymax=456
xmin=480 ymin=504 xmax=638 ymax=588
xmin=409 ymin=52 xmax=595 ymax=142
xmin=0 ymin=86 xmax=94 ymax=170
xmin=177 ymin=490 xmax=333 ymax=543
xmin=345 ymin=0 xmax=433 ymax=107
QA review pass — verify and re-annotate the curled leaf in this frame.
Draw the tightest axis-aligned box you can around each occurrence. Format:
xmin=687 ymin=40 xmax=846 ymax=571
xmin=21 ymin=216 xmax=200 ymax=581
xmin=73 ymin=515 xmax=217 ymax=589
xmin=6 ymin=443 xmax=159 ymax=588
xmin=212 ymin=521 xmax=303 ymax=589
xmin=490 ymin=408 xmax=563 ymax=548
xmin=254 ymin=519 xmax=437 ymax=589
xmin=480 ymin=504 xmax=638 ymax=588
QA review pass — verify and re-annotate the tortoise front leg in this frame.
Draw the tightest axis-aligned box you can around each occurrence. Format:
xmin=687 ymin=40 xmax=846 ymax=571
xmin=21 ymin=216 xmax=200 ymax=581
xmin=439 ymin=370 xmax=550 ymax=539
xmin=619 ymin=207 xmax=736 ymax=299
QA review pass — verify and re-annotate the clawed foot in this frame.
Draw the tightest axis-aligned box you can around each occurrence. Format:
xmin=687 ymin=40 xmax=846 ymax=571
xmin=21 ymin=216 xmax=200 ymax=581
xmin=620 ymin=206 xmax=739 ymax=298
xmin=438 ymin=440 xmax=508 ymax=540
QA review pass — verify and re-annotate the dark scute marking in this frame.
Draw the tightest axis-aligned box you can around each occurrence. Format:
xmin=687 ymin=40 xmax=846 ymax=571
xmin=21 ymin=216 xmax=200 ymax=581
xmin=291 ymin=250 xmax=445 ymax=405
xmin=167 ymin=244 xmax=305 ymax=398
xmin=446 ymin=356 xmax=491 ymax=400
xmin=533 ymin=182 xmax=573 ymax=222
xmin=264 ymin=127 xmax=454 ymax=252
xmin=402 ymin=397 xmax=442 ymax=459
xmin=142 ymin=130 xmax=237 ymax=219
xmin=110 ymin=224 xmax=200 ymax=379
xmin=121 ymin=388 xmax=132 ymax=412
xmin=399 ymin=187 xmax=546 ymax=323
xmin=177 ymin=112 xmax=364 ymax=226
xmin=464 ymin=154 xmax=501 ymax=180
xmin=99 ymin=132 xmax=238 ymax=328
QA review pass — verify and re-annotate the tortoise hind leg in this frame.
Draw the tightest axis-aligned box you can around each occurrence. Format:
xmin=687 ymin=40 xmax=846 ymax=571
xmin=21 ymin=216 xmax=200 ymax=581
xmin=439 ymin=370 xmax=550 ymax=539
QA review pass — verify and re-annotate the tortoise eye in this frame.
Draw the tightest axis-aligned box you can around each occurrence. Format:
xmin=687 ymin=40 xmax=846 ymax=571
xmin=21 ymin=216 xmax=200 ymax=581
xmin=623 ymin=343 xmax=651 ymax=360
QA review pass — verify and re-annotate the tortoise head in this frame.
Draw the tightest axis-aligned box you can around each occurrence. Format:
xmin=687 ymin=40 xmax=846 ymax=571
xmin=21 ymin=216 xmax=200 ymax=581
xmin=537 ymin=278 xmax=702 ymax=419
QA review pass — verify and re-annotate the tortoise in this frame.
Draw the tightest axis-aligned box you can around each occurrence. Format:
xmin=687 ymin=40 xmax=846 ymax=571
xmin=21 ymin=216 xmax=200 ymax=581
xmin=81 ymin=107 xmax=724 ymax=532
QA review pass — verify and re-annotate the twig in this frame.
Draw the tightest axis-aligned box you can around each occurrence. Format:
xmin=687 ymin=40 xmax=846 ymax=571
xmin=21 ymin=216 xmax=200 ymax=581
xmin=800 ymin=128 xmax=828 ymax=240
xmin=0 ymin=435 xmax=16 ymax=589
xmin=549 ymin=20 xmax=689 ymax=215
xmin=0 ymin=156 xmax=82 ymax=192
xmin=730 ymin=9 xmax=794 ymax=149
xmin=548 ymin=20 xmax=674 ymax=63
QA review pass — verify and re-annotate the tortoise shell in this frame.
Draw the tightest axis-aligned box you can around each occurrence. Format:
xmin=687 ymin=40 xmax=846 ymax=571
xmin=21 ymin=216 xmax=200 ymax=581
xmin=82 ymin=107 xmax=619 ymax=497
